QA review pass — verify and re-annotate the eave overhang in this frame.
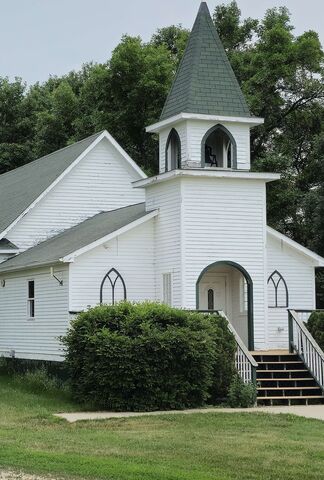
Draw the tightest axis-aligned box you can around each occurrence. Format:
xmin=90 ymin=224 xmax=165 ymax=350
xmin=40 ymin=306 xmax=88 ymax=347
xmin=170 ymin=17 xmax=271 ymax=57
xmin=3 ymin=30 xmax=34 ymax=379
xmin=133 ymin=169 xmax=280 ymax=189
xmin=267 ymin=226 xmax=324 ymax=266
xmin=146 ymin=113 xmax=264 ymax=134
xmin=0 ymin=250 xmax=20 ymax=254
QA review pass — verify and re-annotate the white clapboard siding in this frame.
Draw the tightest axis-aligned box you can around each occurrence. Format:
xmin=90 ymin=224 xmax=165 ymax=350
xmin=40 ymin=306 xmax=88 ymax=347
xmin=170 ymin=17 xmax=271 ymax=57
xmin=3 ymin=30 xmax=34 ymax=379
xmin=159 ymin=120 xmax=250 ymax=171
xmin=181 ymin=176 xmax=267 ymax=349
xmin=69 ymin=220 xmax=155 ymax=311
xmin=145 ymin=179 xmax=182 ymax=306
xmin=266 ymin=234 xmax=316 ymax=349
xmin=7 ymin=138 xmax=145 ymax=250
xmin=0 ymin=265 xmax=69 ymax=361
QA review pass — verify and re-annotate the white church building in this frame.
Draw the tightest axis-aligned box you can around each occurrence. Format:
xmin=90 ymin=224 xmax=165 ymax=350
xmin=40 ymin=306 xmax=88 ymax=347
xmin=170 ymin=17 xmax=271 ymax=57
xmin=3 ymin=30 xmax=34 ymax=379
xmin=0 ymin=3 xmax=324 ymax=402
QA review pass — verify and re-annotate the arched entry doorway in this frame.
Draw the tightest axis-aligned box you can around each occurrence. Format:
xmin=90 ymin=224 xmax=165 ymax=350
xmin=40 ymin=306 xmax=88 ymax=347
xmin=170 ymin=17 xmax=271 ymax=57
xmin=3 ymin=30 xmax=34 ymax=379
xmin=196 ymin=261 xmax=254 ymax=350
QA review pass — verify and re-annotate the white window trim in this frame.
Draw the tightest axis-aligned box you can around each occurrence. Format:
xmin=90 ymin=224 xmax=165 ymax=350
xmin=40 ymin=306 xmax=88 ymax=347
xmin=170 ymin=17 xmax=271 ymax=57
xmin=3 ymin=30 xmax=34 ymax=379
xmin=240 ymin=277 xmax=248 ymax=314
xmin=27 ymin=279 xmax=35 ymax=321
xmin=162 ymin=272 xmax=173 ymax=306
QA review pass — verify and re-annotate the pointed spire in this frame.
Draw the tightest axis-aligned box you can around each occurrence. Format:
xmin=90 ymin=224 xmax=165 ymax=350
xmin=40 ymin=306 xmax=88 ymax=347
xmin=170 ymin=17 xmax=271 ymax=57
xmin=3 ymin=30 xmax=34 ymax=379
xmin=198 ymin=1 xmax=210 ymax=15
xmin=160 ymin=2 xmax=250 ymax=120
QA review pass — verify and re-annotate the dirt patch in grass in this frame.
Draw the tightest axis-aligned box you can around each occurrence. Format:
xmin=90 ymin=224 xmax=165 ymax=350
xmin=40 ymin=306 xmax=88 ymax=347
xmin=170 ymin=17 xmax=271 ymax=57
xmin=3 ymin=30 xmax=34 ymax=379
xmin=0 ymin=471 xmax=63 ymax=480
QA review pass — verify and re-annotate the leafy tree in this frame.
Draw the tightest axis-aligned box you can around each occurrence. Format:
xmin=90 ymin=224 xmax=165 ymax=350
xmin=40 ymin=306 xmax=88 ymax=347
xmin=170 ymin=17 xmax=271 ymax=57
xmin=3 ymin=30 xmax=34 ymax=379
xmin=74 ymin=63 xmax=112 ymax=140
xmin=76 ymin=35 xmax=176 ymax=173
xmin=33 ymin=81 xmax=78 ymax=157
xmin=0 ymin=78 xmax=35 ymax=173
xmin=151 ymin=25 xmax=189 ymax=62
xmin=108 ymin=36 xmax=174 ymax=172
xmin=212 ymin=1 xmax=258 ymax=52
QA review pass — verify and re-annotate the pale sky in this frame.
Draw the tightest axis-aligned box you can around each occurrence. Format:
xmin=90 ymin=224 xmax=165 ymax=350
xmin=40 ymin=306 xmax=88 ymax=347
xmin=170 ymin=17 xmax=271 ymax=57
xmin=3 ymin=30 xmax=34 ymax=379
xmin=1 ymin=0 xmax=323 ymax=85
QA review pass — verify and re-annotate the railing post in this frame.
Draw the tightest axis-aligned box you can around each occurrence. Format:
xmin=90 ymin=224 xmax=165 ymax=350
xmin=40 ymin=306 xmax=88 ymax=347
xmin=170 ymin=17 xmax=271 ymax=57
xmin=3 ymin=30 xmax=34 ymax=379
xmin=222 ymin=311 xmax=258 ymax=384
xmin=288 ymin=309 xmax=324 ymax=393
xmin=251 ymin=365 xmax=256 ymax=384
xmin=288 ymin=310 xmax=294 ymax=353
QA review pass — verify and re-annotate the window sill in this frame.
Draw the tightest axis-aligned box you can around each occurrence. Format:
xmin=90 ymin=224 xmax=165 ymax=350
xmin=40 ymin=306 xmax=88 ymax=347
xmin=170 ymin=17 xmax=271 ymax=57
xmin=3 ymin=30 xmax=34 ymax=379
xmin=268 ymin=306 xmax=288 ymax=309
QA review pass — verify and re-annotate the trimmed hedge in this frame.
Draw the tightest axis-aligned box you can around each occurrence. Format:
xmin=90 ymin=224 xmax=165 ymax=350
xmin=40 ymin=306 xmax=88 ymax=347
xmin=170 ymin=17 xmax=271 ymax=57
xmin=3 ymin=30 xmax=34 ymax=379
xmin=62 ymin=302 xmax=236 ymax=411
xmin=307 ymin=311 xmax=324 ymax=350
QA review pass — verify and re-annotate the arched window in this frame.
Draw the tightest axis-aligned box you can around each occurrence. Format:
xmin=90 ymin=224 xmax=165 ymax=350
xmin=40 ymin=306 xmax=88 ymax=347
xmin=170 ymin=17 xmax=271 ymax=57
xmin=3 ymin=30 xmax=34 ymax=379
xmin=165 ymin=128 xmax=181 ymax=171
xmin=100 ymin=268 xmax=126 ymax=305
xmin=267 ymin=270 xmax=288 ymax=308
xmin=201 ymin=124 xmax=237 ymax=169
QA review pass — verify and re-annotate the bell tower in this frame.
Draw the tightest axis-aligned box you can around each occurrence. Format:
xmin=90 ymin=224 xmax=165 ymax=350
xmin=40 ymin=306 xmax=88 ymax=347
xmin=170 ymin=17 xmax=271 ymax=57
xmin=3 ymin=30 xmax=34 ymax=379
xmin=146 ymin=2 xmax=263 ymax=172
xmin=134 ymin=2 xmax=279 ymax=352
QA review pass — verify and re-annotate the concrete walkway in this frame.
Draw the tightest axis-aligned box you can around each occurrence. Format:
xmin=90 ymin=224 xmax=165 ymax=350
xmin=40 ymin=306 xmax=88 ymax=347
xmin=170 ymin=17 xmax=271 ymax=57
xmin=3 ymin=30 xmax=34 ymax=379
xmin=55 ymin=404 xmax=324 ymax=423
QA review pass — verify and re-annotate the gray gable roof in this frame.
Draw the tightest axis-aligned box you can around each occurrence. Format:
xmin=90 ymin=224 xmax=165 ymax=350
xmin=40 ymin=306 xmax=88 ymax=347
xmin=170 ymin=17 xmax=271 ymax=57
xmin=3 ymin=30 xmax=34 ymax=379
xmin=0 ymin=203 xmax=149 ymax=273
xmin=160 ymin=2 xmax=250 ymax=121
xmin=0 ymin=131 xmax=103 ymax=236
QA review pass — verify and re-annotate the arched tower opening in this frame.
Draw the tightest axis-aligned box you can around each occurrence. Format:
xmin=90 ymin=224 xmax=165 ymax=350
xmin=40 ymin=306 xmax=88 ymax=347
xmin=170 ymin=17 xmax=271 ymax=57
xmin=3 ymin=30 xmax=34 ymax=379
xmin=201 ymin=124 xmax=237 ymax=169
xmin=165 ymin=128 xmax=181 ymax=171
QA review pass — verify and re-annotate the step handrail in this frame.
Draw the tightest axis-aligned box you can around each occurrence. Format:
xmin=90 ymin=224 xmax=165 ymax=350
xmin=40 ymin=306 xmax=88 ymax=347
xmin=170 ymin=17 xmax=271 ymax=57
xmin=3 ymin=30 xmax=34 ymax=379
xmin=288 ymin=309 xmax=324 ymax=391
xmin=193 ymin=310 xmax=257 ymax=383
xmin=218 ymin=311 xmax=258 ymax=384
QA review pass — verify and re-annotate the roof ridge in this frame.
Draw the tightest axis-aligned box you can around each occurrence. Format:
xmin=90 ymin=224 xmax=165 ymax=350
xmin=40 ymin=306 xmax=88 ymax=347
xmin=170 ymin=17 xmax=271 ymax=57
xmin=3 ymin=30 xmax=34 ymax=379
xmin=0 ymin=130 xmax=104 ymax=180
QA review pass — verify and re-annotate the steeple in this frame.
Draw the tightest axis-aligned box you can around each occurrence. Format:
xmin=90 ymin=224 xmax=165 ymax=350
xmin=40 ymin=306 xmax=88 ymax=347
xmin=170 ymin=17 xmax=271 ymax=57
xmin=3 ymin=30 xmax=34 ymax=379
xmin=147 ymin=2 xmax=263 ymax=174
xmin=160 ymin=2 xmax=250 ymax=121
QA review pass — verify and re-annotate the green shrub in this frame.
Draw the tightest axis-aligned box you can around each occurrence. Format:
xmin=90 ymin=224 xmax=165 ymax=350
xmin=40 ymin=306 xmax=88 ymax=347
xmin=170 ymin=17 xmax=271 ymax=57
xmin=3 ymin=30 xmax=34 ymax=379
xmin=228 ymin=375 xmax=257 ymax=408
xmin=307 ymin=311 xmax=324 ymax=350
xmin=0 ymin=356 xmax=69 ymax=379
xmin=13 ymin=366 xmax=71 ymax=395
xmin=0 ymin=356 xmax=17 ymax=375
xmin=14 ymin=366 xmax=59 ymax=393
xmin=62 ymin=302 xmax=236 ymax=411
xmin=0 ymin=356 xmax=8 ymax=375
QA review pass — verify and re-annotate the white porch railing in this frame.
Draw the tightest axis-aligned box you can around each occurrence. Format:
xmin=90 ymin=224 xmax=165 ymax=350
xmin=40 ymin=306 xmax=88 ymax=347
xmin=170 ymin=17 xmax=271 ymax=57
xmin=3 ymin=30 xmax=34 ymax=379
xmin=293 ymin=310 xmax=312 ymax=323
xmin=225 ymin=316 xmax=258 ymax=384
xmin=196 ymin=310 xmax=257 ymax=384
xmin=288 ymin=309 xmax=324 ymax=392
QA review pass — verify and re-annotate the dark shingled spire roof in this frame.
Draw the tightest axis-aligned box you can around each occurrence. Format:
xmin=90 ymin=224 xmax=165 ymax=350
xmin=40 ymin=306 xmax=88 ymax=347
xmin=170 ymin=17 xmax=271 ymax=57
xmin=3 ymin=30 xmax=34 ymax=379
xmin=160 ymin=2 xmax=250 ymax=120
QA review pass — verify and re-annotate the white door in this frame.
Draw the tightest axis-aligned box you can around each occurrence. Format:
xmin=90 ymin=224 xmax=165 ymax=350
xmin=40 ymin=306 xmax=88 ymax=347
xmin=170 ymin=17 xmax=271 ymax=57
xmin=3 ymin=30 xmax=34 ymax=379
xmin=199 ymin=276 xmax=227 ymax=313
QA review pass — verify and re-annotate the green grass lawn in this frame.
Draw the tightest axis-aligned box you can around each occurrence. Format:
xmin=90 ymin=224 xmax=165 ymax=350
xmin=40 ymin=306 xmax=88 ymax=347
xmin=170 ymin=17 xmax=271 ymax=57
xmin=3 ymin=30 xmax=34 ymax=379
xmin=0 ymin=375 xmax=324 ymax=480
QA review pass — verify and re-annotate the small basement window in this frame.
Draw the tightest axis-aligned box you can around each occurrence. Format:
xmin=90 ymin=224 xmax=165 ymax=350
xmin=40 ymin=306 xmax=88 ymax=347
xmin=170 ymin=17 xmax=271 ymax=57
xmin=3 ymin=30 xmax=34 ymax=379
xmin=162 ymin=273 xmax=172 ymax=306
xmin=27 ymin=280 xmax=35 ymax=319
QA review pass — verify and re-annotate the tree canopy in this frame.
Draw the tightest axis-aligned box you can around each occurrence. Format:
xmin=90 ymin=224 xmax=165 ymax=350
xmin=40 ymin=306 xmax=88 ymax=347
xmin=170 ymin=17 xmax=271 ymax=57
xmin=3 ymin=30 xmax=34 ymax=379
xmin=0 ymin=2 xmax=323 ymax=254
